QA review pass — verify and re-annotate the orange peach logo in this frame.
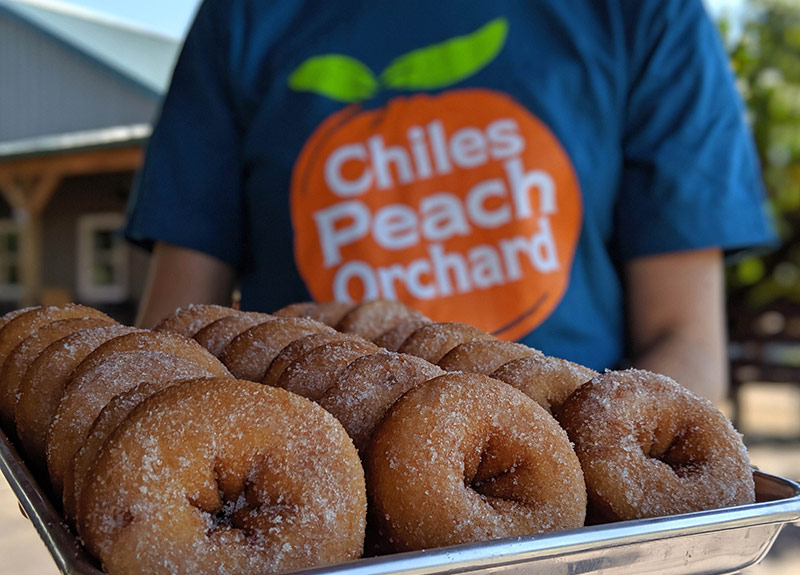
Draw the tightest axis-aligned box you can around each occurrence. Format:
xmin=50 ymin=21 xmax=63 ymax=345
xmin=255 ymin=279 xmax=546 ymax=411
xmin=289 ymin=21 xmax=581 ymax=340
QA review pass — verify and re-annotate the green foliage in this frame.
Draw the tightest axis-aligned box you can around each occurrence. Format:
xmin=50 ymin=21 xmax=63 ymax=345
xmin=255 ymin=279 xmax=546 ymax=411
xmin=722 ymin=0 xmax=800 ymax=309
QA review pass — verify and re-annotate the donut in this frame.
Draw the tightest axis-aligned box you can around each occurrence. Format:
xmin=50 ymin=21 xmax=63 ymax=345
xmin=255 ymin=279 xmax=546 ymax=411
xmin=273 ymin=339 xmax=379 ymax=401
xmin=64 ymin=377 xmax=203 ymax=524
xmin=0 ymin=306 xmax=36 ymax=330
xmin=367 ymin=372 xmax=586 ymax=551
xmin=372 ymin=317 xmax=431 ymax=351
xmin=192 ymin=312 xmax=274 ymax=358
xmin=221 ymin=317 xmax=335 ymax=382
xmin=0 ymin=304 xmax=112 ymax=369
xmin=437 ymin=339 xmax=540 ymax=375
xmin=335 ymin=300 xmax=427 ymax=340
xmin=318 ymin=351 xmax=445 ymax=454
xmin=152 ymin=304 xmax=239 ymax=337
xmin=304 ymin=301 xmax=357 ymax=326
xmin=398 ymin=322 xmax=495 ymax=364
xmin=262 ymin=331 xmax=353 ymax=387
xmin=274 ymin=301 xmax=356 ymax=326
xmin=78 ymin=378 xmax=366 ymax=575
xmin=15 ymin=324 xmax=139 ymax=474
xmin=0 ymin=316 xmax=114 ymax=430
xmin=272 ymin=301 xmax=317 ymax=318
xmin=47 ymin=350 xmax=228 ymax=498
xmin=490 ymin=355 xmax=597 ymax=416
xmin=76 ymin=330 xmax=232 ymax=378
xmin=558 ymin=369 xmax=755 ymax=523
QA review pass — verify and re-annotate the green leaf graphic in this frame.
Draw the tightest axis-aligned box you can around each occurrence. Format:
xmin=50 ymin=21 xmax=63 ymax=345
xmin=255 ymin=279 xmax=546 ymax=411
xmin=380 ymin=17 xmax=509 ymax=91
xmin=288 ymin=55 xmax=378 ymax=103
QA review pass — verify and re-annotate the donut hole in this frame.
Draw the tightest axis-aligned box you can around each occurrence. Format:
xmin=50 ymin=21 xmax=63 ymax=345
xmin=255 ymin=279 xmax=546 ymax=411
xmin=186 ymin=461 xmax=269 ymax=540
xmin=464 ymin=440 xmax=525 ymax=504
xmin=646 ymin=431 xmax=701 ymax=478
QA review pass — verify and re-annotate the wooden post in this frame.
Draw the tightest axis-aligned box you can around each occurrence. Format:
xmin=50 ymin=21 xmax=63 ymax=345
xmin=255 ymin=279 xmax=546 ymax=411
xmin=17 ymin=208 xmax=43 ymax=307
xmin=0 ymin=173 xmax=62 ymax=306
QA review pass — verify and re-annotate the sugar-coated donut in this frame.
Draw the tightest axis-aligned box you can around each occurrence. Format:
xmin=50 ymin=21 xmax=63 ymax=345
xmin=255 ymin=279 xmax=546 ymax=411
xmin=398 ymin=322 xmax=495 ymax=364
xmin=274 ymin=301 xmax=355 ymax=326
xmin=372 ymin=317 xmax=431 ymax=351
xmin=47 ymin=350 xmax=228 ymax=499
xmin=262 ymin=331 xmax=353 ymax=387
xmin=152 ymin=304 xmax=239 ymax=337
xmin=272 ymin=301 xmax=317 ymax=318
xmin=0 ymin=317 xmax=114 ymax=430
xmin=437 ymin=339 xmax=540 ymax=375
xmin=273 ymin=339 xmax=379 ymax=401
xmin=0 ymin=306 xmax=35 ymax=330
xmin=221 ymin=317 xmax=335 ymax=382
xmin=318 ymin=351 xmax=445 ymax=454
xmin=15 ymin=324 xmax=139 ymax=474
xmin=367 ymin=372 xmax=586 ymax=551
xmin=78 ymin=378 xmax=366 ymax=575
xmin=558 ymin=369 xmax=756 ymax=523
xmin=193 ymin=312 xmax=274 ymax=357
xmin=78 ymin=330 xmax=232 ymax=378
xmin=0 ymin=304 xmax=112 ymax=370
xmin=305 ymin=301 xmax=356 ymax=326
xmin=336 ymin=300 xmax=427 ymax=340
xmin=64 ymin=377 xmax=202 ymax=524
xmin=491 ymin=355 xmax=597 ymax=416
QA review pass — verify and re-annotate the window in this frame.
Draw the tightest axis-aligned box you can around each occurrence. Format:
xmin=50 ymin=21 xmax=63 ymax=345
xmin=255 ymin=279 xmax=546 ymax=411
xmin=0 ymin=220 xmax=21 ymax=300
xmin=76 ymin=213 xmax=129 ymax=303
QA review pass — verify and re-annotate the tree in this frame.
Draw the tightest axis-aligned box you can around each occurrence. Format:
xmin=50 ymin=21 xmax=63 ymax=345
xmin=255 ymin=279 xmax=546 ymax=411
xmin=722 ymin=0 xmax=800 ymax=311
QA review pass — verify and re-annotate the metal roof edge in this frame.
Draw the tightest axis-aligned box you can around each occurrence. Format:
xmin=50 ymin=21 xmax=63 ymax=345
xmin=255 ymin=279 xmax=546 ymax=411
xmin=0 ymin=124 xmax=152 ymax=162
xmin=5 ymin=0 xmax=182 ymax=41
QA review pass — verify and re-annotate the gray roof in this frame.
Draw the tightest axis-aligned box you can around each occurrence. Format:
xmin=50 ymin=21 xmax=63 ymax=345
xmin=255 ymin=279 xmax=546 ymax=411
xmin=0 ymin=0 xmax=181 ymax=94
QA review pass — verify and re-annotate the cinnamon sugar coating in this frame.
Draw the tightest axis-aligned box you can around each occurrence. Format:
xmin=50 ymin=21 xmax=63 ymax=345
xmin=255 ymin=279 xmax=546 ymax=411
xmin=152 ymin=304 xmax=239 ymax=337
xmin=558 ymin=369 xmax=755 ymax=522
xmin=398 ymin=322 xmax=495 ymax=363
xmin=79 ymin=378 xmax=366 ymax=575
xmin=438 ymin=339 xmax=540 ymax=375
xmin=319 ymin=351 xmax=445 ymax=455
xmin=491 ymin=354 xmax=597 ymax=415
xmin=336 ymin=300 xmax=427 ymax=340
xmin=221 ymin=317 xmax=334 ymax=381
xmin=367 ymin=372 xmax=586 ymax=551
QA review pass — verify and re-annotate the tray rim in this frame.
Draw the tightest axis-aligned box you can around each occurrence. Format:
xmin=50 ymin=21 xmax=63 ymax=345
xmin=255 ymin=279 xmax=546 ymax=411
xmin=2 ymin=425 xmax=799 ymax=575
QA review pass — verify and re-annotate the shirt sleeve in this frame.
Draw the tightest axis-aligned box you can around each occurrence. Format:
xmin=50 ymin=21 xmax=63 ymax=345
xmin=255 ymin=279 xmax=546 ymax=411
xmin=124 ymin=0 xmax=245 ymax=268
xmin=614 ymin=0 xmax=776 ymax=261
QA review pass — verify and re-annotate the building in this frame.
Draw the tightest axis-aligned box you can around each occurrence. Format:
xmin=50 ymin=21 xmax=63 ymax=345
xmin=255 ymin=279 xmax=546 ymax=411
xmin=0 ymin=0 xmax=181 ymax=322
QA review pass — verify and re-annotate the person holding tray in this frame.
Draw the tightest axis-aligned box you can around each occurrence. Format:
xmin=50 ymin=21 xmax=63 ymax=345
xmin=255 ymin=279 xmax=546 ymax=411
xmin=125 ymin=0 xmax=775 ymax=404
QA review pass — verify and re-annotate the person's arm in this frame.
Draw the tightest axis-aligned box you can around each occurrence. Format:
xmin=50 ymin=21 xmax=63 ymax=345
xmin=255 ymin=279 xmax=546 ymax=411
xmin=135 ymin=242 xmax=236 ymax=329
xmin=625 ymin=247 xmax=727 ymax=405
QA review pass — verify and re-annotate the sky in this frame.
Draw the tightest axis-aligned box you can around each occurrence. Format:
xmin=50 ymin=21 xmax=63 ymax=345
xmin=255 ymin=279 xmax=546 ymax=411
xmin=20 ymin=0 xmax=747 ymax=40
xmin=19 ymin=0 xmax=203 ymax=39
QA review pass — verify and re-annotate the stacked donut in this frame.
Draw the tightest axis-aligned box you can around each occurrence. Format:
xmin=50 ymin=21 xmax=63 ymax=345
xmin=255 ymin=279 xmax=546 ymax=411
xmin=0 ymin=300 xmax=757 ymax=574
xmin=0 ymin=304 xmax=366 ymax=575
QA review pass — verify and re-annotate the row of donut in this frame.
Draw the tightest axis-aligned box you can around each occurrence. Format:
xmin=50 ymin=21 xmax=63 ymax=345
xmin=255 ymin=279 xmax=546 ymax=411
xmin=152 ymin=299 xmax=755 ymax=531
xmin=0 ymin=301 xmax=756 ymax=575
xmin=0 ymin=304 xmax=368 ymax=575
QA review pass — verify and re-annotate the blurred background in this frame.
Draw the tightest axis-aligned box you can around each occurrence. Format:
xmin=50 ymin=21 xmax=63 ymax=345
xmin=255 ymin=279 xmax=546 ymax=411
xmin=0 ymin=0 xmax=799 ymax=573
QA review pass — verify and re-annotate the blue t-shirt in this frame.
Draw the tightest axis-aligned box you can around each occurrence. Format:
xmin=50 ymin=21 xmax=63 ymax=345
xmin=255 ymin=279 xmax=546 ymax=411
xmin=125 ymin=0 xmax=775 ymax=370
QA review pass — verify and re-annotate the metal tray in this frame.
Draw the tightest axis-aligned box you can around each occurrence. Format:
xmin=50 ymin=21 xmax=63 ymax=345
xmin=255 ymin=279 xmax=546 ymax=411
xmin=2 ymin=427 xmax=799 ymax=575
